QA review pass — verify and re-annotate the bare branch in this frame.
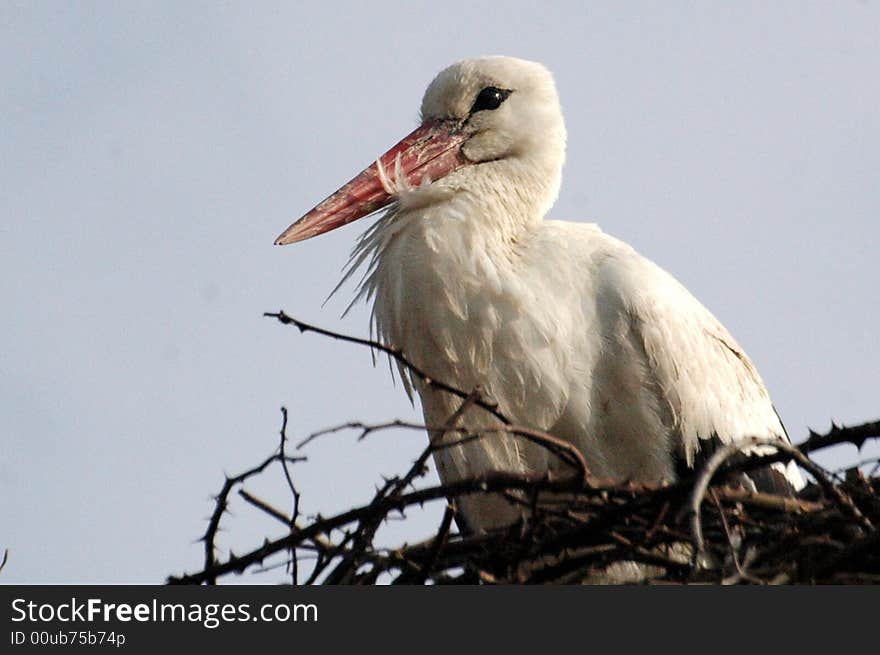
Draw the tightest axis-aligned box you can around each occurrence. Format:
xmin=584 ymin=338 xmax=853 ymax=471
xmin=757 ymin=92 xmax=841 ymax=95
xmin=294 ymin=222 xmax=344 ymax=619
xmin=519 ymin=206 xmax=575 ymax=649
xmin=264 ymin=311 xmax=509 ymax=423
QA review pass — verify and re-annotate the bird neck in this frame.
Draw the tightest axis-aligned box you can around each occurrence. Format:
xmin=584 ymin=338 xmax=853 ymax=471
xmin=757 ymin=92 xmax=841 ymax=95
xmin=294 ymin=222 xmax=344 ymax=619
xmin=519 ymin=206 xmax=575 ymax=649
xmin=461 ymin=154 xmax=562 ymax=237
xmin=343 ymin=153 xmax=563 ymax=373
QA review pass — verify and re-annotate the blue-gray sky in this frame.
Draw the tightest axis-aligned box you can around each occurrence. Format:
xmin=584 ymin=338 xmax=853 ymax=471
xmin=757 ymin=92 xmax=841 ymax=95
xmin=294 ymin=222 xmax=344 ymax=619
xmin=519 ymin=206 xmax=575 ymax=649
xmin=3 ymin=2 xmax=878 ymax=583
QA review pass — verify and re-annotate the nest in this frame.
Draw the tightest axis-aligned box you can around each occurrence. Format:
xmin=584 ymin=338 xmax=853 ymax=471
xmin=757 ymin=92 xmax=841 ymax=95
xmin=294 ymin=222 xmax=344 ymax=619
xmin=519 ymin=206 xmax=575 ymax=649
xmin=168 ymin=313 xmax=880 ymax=585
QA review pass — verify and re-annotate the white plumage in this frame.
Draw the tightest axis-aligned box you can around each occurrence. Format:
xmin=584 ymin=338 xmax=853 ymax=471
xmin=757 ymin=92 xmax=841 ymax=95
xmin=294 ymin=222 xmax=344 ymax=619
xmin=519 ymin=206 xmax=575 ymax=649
xmin=276 ymin=56 xmax=803 ymax=532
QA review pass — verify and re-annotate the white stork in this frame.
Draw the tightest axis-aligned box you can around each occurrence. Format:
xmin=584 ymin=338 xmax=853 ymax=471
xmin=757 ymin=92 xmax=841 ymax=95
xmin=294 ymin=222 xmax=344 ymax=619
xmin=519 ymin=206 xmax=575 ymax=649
xmin=275 ymin=56 xmax=803 ymax=532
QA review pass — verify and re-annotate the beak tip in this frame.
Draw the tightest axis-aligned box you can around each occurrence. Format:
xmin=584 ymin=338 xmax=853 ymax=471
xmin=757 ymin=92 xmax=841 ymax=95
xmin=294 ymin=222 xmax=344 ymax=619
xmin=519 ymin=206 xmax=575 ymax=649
xmin=274 ymin=227 xmax=301 ymax=246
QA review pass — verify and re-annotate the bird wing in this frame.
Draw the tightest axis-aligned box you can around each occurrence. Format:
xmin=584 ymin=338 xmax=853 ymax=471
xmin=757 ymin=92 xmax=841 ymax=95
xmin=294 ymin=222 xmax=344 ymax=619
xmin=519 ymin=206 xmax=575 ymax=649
xmin=594 ymin=240 xmax=803 ymax=491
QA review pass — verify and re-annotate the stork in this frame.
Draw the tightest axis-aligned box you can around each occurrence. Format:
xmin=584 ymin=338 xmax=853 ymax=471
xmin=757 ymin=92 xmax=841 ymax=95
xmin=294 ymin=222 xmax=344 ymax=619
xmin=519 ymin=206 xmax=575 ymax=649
xmin=275 ymin=56 xmax=803 ymax=532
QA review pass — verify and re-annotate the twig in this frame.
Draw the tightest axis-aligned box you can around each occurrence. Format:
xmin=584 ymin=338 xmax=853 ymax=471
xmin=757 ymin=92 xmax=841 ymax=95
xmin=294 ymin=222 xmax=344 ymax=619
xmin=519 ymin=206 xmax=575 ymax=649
xmin=276 ymin=407 xmax=302 ymax=584
xmin=238 ymin=489 xmax=291 ymax=525
xmin=688 ymin=436 xmax=873 ymax=565
xmin=393 ymin=503 xmax=457 ymax=584
xmin=264 ymin=311 xmax=509 ymax=423
xmin=799 ymin=420 xmax=880 ymax=455
xmin=296 ymin=418 xmax=589 ymax=480
xmin=710 ymin=488 xmax=765 ymax=585
xmin=198 ymin=412 xmax=307 ymax=585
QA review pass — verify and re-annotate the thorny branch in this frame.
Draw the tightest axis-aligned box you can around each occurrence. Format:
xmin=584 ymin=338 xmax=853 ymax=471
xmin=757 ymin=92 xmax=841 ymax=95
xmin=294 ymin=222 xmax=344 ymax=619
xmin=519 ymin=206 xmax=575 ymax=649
xmin=264 ymin=310 xmax=509 ymax=424
xmin=198 ymin=407 xmax=307 ymax=585
xmin=169 ymin=313 xmax=880 ymax=585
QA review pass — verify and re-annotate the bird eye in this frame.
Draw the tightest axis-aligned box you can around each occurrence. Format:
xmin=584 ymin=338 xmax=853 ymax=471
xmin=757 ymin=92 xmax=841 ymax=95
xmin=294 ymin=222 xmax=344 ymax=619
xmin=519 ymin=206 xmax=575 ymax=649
xmin=470 ymin=86 xmax=512 ymax=114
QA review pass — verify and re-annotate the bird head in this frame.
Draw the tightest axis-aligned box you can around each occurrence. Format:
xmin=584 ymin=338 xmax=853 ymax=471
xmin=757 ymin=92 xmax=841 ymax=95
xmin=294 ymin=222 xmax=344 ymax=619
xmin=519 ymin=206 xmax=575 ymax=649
xmin=274 ymin=56 xmax=566 ymax=246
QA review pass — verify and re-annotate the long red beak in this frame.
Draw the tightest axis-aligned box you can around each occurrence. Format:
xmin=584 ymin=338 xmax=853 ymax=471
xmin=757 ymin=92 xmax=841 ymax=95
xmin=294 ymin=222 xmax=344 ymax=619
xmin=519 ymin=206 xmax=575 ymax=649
xmin=275 ymin=120 xmax=469 ymax=245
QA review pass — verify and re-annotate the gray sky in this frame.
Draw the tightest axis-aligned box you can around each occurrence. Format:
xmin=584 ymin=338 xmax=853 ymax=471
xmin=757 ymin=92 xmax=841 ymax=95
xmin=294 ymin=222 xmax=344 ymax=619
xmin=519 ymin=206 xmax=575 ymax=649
xmin=2 ymin=2 xmax=878 ymax=583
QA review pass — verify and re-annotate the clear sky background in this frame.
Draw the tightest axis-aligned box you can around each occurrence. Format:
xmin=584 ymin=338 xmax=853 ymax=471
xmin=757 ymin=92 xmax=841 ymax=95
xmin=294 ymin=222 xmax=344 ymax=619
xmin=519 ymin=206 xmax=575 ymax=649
xmin=2 ymin=2 xmax=878 ymax=583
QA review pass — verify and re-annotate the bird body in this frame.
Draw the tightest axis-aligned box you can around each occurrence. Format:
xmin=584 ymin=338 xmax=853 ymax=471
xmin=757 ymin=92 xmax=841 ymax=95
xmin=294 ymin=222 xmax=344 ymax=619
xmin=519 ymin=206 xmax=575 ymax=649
xmin=276 ymin=56 xmax=803 ymax=532
xmin=356 ymin=210 xmax=797 ymax=527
